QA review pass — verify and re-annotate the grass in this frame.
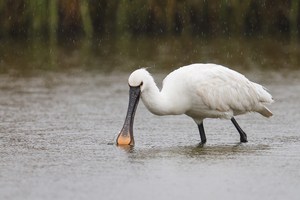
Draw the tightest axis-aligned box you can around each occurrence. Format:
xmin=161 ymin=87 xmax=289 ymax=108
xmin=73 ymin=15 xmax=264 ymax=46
xmin=0 ymin=0 xmax=298 ymax=40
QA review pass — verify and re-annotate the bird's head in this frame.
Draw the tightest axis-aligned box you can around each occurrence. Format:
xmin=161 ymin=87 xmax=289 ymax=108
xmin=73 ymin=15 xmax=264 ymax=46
xmin=116 ymin=68 xmax=151 ymax=146
xmin=128 ymin=68 xmax=151 ymax=92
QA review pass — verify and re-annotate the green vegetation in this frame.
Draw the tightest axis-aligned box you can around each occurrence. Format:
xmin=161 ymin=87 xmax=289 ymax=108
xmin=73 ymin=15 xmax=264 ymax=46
xmin=0 ymin=0 xmax=299 ymax=40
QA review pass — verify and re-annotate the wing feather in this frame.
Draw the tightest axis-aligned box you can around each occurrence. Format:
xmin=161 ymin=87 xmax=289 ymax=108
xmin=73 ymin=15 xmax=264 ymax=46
xmin=195 ymin=67 xmax=259 ymax=114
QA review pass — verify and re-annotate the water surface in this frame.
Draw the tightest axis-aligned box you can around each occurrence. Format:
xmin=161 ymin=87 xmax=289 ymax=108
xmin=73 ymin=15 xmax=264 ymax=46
xmin=0 ymin=69 xmax=299 ymax=200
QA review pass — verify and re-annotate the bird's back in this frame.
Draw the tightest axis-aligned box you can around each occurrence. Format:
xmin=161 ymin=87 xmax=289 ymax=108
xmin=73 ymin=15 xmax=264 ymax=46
xmin=162 ymin=63 xmax=273 ymax=119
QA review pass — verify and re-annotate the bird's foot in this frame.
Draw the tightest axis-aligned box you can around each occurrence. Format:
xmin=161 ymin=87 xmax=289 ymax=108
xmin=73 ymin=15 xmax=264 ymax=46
xmin=198 ymin=143 xmax=206 ymax=148
xmin=201 ymin=139 xmax=207 ymax=144
xmin=240 ymin=135 xmax=248 ymax=143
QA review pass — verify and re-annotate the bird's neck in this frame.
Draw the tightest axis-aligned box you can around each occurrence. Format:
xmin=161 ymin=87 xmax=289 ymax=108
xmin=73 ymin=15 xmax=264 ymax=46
xmin=141 ymin=80 xmax=171 ymax=116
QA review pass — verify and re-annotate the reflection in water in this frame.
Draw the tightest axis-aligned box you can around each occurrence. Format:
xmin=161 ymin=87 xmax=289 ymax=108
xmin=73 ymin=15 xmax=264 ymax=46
xmin=122 ymin=143 xmax=270 ymax=161
xmin=0 ymin=37 xmax=299 ymax=75
xmin=116 ymin=144 xmax=135 ymax=153
xmin=183 ymin=143 xmax=270 ymax=157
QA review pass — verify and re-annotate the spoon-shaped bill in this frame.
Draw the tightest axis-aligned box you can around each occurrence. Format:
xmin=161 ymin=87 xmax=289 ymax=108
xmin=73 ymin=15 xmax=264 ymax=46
xmin=116 ymin=86 xmax=141 ymax=146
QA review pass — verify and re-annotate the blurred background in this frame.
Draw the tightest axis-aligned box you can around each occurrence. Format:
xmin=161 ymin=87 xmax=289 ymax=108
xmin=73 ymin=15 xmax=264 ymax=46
xmin=1 ymin=2 xmax=300 ymax=200
xmin=0 ymin=0 xmax=299 ymax=74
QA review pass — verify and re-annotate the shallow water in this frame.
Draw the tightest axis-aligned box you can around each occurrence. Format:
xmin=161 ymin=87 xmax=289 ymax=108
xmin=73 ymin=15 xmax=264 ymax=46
xmin=0 ymin=69 xmax=299 ymax=200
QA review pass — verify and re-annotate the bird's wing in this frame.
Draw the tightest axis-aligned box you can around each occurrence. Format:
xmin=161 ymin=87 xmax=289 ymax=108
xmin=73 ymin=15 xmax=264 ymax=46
xmin=195 ymin=69 xmax=258 ymax=113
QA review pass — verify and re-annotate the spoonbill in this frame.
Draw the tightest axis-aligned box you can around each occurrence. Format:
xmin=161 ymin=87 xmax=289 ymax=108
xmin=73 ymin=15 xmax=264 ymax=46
xmin=117 ymin=63 xmax=273 ymax=146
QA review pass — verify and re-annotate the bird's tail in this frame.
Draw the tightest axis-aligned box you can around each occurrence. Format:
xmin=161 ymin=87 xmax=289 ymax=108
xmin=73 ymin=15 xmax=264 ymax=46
xmin=252 ymin=82 xmax=274 ymax=118
xmin=252 ymin=82 xmax=274 ymax=104
xmin=259 ymin=106 xmax=273 ymax=117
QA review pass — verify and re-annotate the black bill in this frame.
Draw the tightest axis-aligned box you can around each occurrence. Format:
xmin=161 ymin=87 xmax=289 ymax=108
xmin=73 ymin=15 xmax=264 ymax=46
xmin=116 ymin=86 xmax=141 ymax=145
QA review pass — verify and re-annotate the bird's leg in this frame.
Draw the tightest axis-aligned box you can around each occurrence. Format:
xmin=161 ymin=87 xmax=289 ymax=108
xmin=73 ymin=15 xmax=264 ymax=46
xmin=197 ymin=123 xmax=207 ymax=144
xmin=231 ymin=117 xmax=248 ymax=143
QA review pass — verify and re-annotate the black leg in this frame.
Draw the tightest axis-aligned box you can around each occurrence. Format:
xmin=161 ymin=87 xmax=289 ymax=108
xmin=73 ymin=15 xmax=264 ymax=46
xmin=197 ymin=123 xmax=207 ymax=144
xmin=231 ymin=117 xmax=248 ymax=143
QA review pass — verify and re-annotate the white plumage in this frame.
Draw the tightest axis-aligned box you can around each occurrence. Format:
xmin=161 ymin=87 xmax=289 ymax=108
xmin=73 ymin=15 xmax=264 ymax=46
xmin=117 ymin=63 xmax=273 ymax=145
xmin=130 ymin=63 xmax=273 ymax=120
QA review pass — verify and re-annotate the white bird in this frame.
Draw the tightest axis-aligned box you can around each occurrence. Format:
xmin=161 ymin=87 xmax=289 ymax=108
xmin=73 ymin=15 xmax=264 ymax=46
xmin=117 ymin=63 xmax=274 ymax=146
